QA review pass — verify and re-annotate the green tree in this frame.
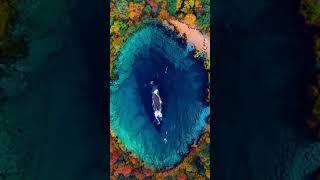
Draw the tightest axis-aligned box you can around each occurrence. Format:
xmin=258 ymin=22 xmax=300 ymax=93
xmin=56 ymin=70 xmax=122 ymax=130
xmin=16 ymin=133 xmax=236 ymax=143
xmin=301 ymin=0 xmax=320 ymax=26
xmin=143 ymin=5 xmax=152 ymax=16
xmin=167 ymin=0 xmax=177 ymax=16
xmin=198 ymin=12 xmax=210 ymax=30
xmin=116 ymin=0 xmax=129 ymax=15
xmin=110 ymin=17 xmax=115 ymax=26
xmin=112 ymin=21 xmax=128 ymax=36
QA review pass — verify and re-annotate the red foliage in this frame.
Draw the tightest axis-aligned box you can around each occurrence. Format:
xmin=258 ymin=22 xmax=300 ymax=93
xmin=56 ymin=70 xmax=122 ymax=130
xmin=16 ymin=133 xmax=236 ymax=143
xmin=133 ymin=170 xmax=145 ymax=179
xmin=129 ymin=156 xmax=139 ymax=165
xmin=123 ymin=165 xmax=132 ymax=177
xmin=116 ymin=165 xmax=132 ymax=177
xmin=177 ymin=174 xmax=188 ymax=180
xmin=129 ymin=2 xmax=144 ymax=21
xmin=142 ymin=168 xmax=152 ymax=177
xmin=195 ymin=7 xmax=203 ymax=14
xmin=110 ymin=151 xmax=121 ymax=164
xmin=146 ymin=0 xmax=158 ymax=13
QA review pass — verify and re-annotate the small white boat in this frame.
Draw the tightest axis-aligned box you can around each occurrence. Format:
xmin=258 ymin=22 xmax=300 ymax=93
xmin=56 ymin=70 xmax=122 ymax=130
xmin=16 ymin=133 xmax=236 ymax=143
xmin=151 ymin=85 xmax=163 ymax=125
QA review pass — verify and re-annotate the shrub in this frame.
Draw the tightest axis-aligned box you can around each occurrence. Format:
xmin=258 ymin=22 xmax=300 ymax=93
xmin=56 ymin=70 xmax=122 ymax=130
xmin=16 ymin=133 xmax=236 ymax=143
xmin=301 ymin=0 xmax=320 ymax=26
xmin=167 ymin=0 xmax=177 ymax=16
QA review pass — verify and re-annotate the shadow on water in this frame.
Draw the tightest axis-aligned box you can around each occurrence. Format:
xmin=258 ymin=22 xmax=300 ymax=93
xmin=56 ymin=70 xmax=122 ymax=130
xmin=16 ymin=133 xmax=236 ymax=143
xmin=214 ymin=0 xmax=316 ymax=179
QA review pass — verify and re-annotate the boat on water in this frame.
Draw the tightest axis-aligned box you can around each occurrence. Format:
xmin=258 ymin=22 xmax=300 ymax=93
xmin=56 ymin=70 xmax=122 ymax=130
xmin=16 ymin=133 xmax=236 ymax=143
xmin=151 ymin=84 xmax=163 ymax=125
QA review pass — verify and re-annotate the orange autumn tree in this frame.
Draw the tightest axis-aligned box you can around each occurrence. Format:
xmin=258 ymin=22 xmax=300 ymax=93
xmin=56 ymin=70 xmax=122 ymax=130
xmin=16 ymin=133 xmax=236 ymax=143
xmin=129 ymin=2 xmax=145 ymax=21
xmin=159 ymin=9 xmax=169 ymax=20
xmin=183 ymin=13 xmax=197 ymax=26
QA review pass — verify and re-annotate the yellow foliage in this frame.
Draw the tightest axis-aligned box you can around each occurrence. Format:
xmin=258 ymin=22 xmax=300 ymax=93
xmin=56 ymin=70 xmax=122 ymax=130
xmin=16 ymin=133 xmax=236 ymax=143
xmin=180 ymin=0 xmax=195 ymax=14
xmin=111 ymin=37 xmax=124 ymax=51
xmin=205 ymin=136 xmax=210 ymax=144
xmin=159 ymin=9 xmax=169 ymax=20
xmin=203 ymin=58 xmax=210 ymax=71
xmin=205 ymin=168 xmax=210 ymax=179
xmin=184 ymin=14 xmax=197 ymax=26
xmin=195 ymin=0 xmax=201 ymax=8
xmin=194 ymin=50 xmax=200 ymax=58
xmin=176 ymin=0 xmax=182 ymax=10
xmin=185 ymin=164 xmax=195 ymax=173
xmin=110 ymin=25 xmax=120 ymax=35
xmin=181 ymin=6 xmax=189 ymax=14
xmin=177 ymin=13 xmax=185 ymax=19
xmin=188 ymin=0 xmax=195 ymax=9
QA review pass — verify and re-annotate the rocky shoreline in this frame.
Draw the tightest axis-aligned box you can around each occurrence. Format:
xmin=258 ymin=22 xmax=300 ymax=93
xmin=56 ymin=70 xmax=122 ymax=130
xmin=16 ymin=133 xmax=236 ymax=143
xmin=165 ymin=18 xmax=210 ymax=58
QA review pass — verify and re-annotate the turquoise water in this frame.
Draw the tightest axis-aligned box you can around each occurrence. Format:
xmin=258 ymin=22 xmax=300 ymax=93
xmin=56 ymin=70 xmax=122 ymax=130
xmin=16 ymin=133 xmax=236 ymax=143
xmin=110 ymin=24 xmax=209 ymax=169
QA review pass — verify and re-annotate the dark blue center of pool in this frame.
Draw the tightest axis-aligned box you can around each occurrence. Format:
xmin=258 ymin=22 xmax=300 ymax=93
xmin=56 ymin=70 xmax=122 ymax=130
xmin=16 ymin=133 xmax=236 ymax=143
xmin=110 ymin=24 xmax=209 ymax=169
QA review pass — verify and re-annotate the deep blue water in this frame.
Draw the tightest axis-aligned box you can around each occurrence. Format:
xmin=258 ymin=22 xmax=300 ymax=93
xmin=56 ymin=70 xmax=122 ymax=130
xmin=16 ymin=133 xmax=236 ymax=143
xmin=110 ymin=24 xmax=209 ymax=169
